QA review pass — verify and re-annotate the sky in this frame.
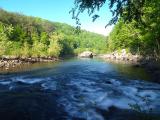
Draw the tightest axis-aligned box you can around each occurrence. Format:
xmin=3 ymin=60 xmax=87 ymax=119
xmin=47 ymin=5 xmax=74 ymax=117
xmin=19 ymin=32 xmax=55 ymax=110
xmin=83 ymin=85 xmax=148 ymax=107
xmin=0 ymin=0 xmax=113 ymax=36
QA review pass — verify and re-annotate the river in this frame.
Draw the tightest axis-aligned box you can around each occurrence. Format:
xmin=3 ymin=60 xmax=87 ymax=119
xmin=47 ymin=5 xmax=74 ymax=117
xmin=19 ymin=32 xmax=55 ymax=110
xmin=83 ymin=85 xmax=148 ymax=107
xmin=0 ymin=58 xmax=160 ymax=120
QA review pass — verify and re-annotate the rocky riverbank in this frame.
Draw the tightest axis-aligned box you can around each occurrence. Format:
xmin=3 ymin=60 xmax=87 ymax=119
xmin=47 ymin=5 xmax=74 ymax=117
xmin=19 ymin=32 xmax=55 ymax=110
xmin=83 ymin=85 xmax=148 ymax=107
xmin=0 ymin=57 xmax=58 ymax=70
xmin=99 ymin=49 xmax=141 ymax=63
xmin=98 ymin=49 xmax=160 ymax=83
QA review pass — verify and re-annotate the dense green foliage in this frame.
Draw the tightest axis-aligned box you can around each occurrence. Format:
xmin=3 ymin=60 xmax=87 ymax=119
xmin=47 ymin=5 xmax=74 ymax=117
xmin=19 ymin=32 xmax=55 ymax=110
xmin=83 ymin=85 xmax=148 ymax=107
xmin=106 ymin=0 xmax=160 ymax=58
xmin=0 ymin=9 xmax=106 ymax=58
xmin=1 ymin=0 xmax=160 ymax=59
xmin=72 ymin=0 xmax=160 ymax=59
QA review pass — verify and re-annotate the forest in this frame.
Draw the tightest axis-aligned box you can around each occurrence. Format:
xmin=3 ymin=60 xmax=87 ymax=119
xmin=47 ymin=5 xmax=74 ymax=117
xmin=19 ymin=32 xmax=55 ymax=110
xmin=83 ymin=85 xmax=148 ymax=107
xmin=0 ymin=9 xmax=106 ymax=58
xmin=107 ymin=0 xmax=160 ymax=59
xmin=0 ymin=0 xmax=160 ymax=60
xmin=72 ymin=0 xmax=160 ymax=60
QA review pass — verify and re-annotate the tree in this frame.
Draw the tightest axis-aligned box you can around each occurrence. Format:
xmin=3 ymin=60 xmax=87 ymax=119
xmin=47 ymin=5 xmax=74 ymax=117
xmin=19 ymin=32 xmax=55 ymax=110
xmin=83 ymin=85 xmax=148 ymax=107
xmin=0 ymin=22 xmax=13 ymax=56
xmin=0 ymin=9 xmax=107 ymax=58
xmin=107 ymin=0 xmax=160 ymax=58
xmin=71 ymin=0 xmax=146 ymax=25
xmin=48 ymin=32 xmax=63 ymax=57
xmin=40 ymin=32 xmax=49 ymax=45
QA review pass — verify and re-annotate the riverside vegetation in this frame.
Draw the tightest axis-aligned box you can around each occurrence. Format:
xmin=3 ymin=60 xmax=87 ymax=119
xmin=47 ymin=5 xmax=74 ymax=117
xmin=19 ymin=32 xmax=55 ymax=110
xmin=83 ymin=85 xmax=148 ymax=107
xmin=0 ymin=9 xmax=107 ymax=58
xmin=101 ymin=0 xmax=160 ymax=83
xmin=0 ymin=9 xmax=106 ymax=68
xmin=0 ymin=0 xmax=160 ymax=68
xmin=72 ymin=0 xmax=160 ymax=60
xmin=1 ymin=0 xmax=160 ymax=60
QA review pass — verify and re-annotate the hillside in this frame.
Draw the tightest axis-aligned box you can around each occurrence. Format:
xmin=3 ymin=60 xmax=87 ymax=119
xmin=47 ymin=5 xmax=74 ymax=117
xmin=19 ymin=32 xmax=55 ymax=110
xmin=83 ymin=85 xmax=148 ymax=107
xmin=0 ymin=9 xmax=107 ymax=58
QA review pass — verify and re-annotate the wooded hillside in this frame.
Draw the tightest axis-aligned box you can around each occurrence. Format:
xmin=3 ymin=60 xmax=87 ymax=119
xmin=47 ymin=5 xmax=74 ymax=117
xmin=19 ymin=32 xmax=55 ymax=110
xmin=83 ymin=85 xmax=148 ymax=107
xmin=0 ymin=9 xmax=107 ymax=58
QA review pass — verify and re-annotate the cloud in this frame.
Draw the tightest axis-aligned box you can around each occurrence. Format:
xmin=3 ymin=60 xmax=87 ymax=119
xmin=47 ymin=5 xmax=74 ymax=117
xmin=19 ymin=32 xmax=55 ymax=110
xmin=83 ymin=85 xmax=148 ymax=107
xmin=82 ymin=23 xmax=114 ymax=36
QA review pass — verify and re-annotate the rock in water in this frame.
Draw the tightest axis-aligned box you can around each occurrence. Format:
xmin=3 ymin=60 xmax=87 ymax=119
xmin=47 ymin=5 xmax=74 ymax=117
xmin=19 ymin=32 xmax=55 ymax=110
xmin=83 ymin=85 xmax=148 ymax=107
xmin=78 ymin=51 xmax=93 ymax=58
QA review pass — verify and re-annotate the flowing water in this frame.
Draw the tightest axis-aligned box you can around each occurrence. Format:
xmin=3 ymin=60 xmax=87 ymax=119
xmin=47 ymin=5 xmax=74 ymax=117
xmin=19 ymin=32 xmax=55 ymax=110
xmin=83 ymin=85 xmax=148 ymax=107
xmin=0 ymin=58 xmax=160 ymax=120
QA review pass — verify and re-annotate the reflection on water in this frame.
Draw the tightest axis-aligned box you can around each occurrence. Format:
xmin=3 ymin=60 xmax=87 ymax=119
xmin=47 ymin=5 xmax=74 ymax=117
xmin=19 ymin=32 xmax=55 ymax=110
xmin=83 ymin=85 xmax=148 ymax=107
xmin=0 ymin=62 xmax=61 ymax=73
xmin=0 ymin=58 xmax=159 ymax=120
xmin=112 ymin=63 xmax=151 ymax=80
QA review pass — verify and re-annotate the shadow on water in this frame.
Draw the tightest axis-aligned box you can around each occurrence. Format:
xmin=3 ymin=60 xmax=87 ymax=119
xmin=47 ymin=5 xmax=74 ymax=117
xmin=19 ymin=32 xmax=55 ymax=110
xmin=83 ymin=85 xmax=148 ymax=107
xmin=0 ymin=61 xmax=61 ymax=74
xmin=0 ymin=89 xmax=68 ymax=120
xmin=111 ymin=63 xmax=151 ymax=81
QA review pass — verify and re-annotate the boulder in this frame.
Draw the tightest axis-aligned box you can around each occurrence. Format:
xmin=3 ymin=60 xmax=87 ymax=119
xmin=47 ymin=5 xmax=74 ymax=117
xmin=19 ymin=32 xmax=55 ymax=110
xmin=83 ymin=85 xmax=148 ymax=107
xmin=0 ymin=61 xmax=5 ymax=68
xmin=78 ymin=51 xmax=93 ymax=58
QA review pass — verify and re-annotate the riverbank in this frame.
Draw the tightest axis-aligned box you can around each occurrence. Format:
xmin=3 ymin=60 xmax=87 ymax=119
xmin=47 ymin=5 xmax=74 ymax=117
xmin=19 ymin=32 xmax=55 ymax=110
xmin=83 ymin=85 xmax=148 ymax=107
xmin=0 ymin=57 xmax=59 ymax=70
xmin=98 ymin=49 xmax=160 ymax=83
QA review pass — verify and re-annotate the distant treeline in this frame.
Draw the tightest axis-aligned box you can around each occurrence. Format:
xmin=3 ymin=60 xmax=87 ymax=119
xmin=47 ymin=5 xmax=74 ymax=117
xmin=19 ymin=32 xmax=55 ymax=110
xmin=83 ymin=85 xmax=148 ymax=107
xmin=0 ymin=9 xmax=107 ymax=58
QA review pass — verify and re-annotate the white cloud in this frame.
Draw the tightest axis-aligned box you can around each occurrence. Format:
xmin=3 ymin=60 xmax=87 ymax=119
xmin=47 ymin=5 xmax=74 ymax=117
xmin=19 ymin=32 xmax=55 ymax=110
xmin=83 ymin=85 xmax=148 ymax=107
xmin=81 ymin=23 xmax=114 ymax=36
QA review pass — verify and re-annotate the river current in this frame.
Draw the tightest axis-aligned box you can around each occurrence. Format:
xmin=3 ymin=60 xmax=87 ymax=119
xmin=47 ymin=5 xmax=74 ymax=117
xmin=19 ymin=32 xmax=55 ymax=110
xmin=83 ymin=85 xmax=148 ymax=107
xmin=0 ymin=58 xmax=160 ymax=120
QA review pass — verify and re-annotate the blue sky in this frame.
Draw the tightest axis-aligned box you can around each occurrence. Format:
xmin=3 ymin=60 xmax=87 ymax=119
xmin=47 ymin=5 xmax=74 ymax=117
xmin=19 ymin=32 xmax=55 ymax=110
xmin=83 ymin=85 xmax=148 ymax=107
xmin=0 ymin=0 xmax=113 ymax=35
